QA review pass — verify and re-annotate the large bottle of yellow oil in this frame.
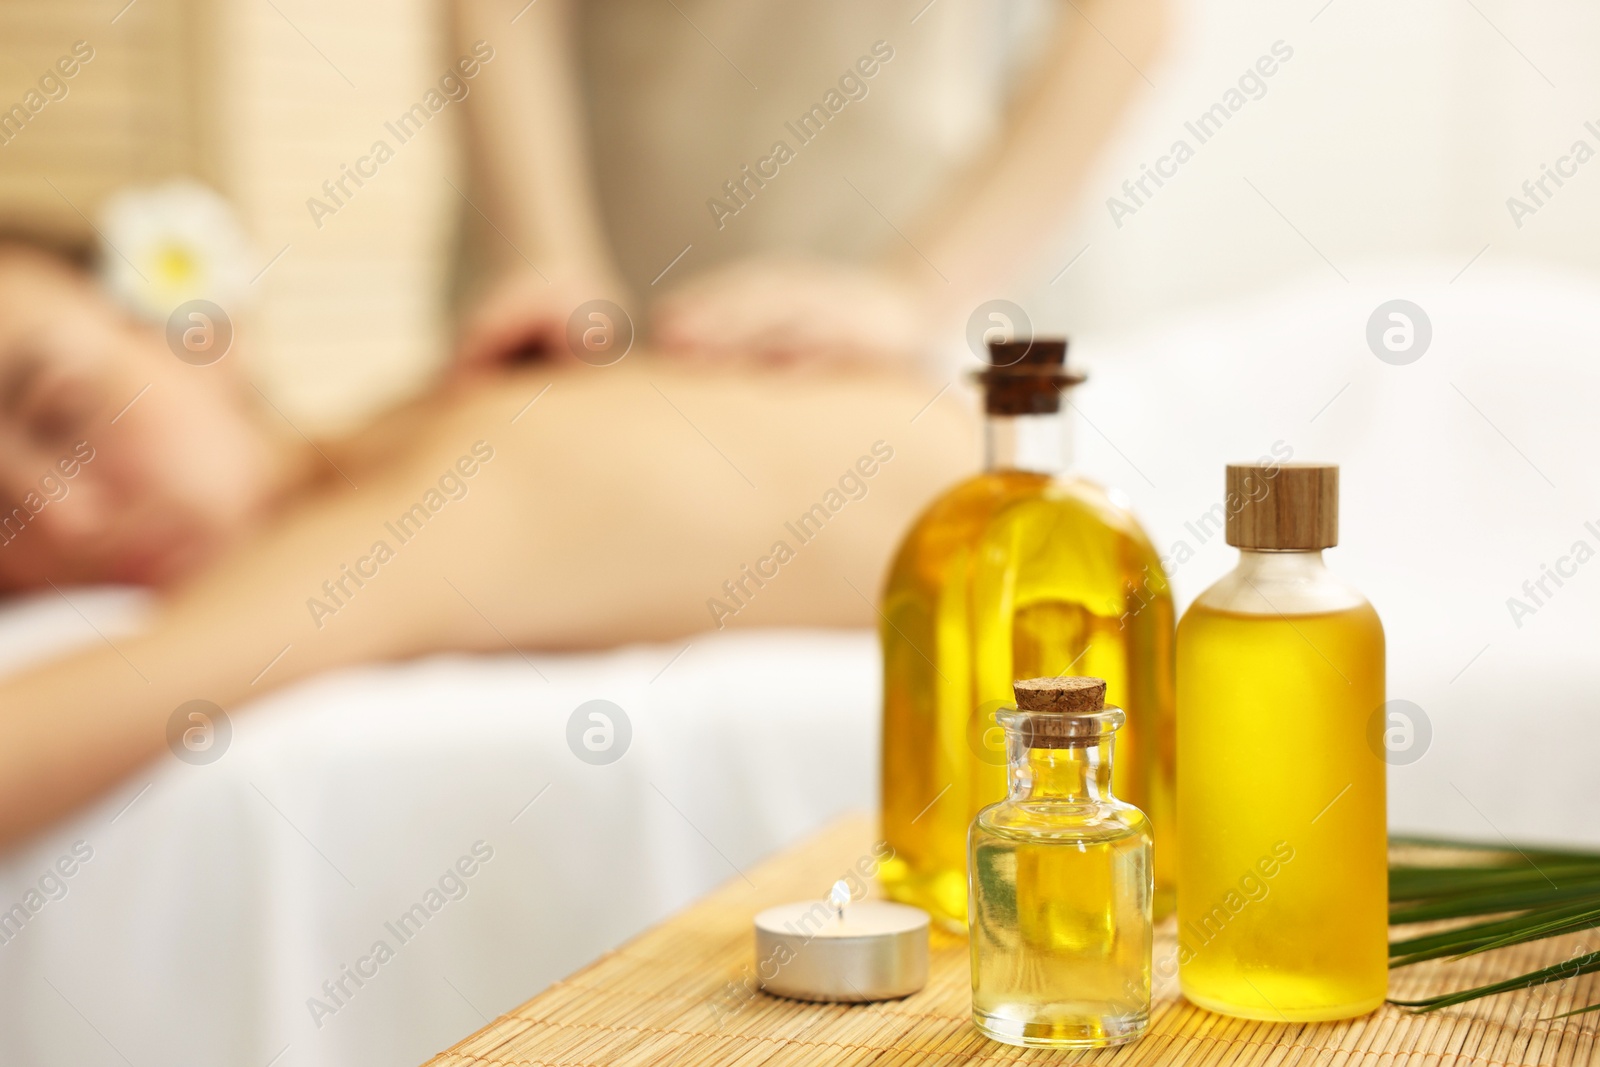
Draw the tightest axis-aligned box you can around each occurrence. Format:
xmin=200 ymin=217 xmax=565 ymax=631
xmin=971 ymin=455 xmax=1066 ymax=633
xmin=879 ymin=339 xmax=1174 ymax=930
xmin=1176 ymin=462 xmax=1387 ymax=1020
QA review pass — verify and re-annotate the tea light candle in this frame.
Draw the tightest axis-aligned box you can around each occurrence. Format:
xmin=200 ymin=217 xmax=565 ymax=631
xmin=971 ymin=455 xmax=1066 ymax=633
xmin=753 ymin=881 xmax=929 ymax=1002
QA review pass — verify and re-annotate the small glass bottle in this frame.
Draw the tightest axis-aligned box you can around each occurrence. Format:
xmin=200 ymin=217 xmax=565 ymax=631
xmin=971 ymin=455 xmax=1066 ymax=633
xmin=1176 ymin=463 xmax=1387 ymax=1020
xmin=969 ymin=675 xmax=1153 ymax=1049
xmin=880 ymin=339 xmax=1175 ymax=931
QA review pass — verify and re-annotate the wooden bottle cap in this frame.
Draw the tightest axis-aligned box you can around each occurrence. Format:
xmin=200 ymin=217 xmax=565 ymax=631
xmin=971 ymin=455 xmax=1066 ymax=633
xmin=1224 ymin=462 xmax=1339 ymax=550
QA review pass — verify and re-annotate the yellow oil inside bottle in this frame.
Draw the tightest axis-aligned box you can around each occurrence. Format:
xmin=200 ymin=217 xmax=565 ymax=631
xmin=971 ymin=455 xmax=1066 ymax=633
xmin=1176 ymin=601 xmax=1387 ymax=1020
xmin=880 ymin=470 xmax=1174 ymax=930
xmin=960 ymin=777 xmax=1152 ymax=1043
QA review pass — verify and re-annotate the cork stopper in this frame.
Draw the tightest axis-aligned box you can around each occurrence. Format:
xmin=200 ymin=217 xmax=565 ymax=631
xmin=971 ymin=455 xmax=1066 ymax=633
xmin=1008 ymin=676 xmax=1115 ymax=748
xmin=1225 ymin=462 xmax=1339 ymax=550
xmin=1013 ymin=676 xmax=1106 ymax=712
xmin=973 ymin=338 xmax=1085 ymax=416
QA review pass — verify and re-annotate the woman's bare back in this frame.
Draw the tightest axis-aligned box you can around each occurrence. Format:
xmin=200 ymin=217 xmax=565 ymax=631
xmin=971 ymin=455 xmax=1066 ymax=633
xmin=0 ymin=359 xmax=973 ymax=845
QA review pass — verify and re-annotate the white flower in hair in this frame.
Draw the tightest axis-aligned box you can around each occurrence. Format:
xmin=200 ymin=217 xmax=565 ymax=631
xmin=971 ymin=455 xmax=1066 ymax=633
xmin=98 ymin=179 xmax=255 ymax=322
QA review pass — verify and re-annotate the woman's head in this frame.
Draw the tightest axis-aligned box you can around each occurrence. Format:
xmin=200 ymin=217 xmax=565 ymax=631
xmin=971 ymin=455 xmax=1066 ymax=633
xmin=0 ymin=243 xmax=279 ymax=589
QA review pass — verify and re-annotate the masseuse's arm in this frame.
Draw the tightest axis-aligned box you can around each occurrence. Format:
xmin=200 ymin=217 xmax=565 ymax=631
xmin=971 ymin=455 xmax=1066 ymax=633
xmin=649 ymin=0 xmax=1169 ymax=366
xmin=888 ymin=0 xmax=1169 ymax=317
xmin=451 ymin=0 xmax=629 ymax=365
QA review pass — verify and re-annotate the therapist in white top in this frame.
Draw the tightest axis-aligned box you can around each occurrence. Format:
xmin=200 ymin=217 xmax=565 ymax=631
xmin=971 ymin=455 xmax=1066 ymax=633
xmin=450 ymin=0 xmax=1168 ymax=370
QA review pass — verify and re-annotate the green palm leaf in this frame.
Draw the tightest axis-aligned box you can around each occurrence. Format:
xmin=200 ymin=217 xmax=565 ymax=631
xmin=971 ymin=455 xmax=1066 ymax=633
xmin=1388 ymin=951 xmax=1600 ymax=1013
xmin=1388 ymin=837 xmax=1600 ymax=1015
xmin=1389 ymin=878 xmax=1600 ymax=923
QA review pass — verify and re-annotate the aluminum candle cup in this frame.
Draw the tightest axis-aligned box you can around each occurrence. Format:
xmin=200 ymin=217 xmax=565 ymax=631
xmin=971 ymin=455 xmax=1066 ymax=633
xmin=753 ymin=882 xmax=930 ymax=1002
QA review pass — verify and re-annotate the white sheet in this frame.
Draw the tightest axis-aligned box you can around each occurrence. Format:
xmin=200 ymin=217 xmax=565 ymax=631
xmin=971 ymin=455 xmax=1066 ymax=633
xmin=0 ymin=589 xmax=879 ymax=1067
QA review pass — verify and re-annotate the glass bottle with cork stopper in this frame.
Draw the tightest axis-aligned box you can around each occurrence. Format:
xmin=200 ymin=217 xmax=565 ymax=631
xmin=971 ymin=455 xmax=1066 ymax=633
xmin=879 ymin=339 xmax=1175 ymax=931
xmin=969 ymin=675 xmax=1153 ymax=1048
xmin=1176 ymin=462 xmax=1387 ymax=1020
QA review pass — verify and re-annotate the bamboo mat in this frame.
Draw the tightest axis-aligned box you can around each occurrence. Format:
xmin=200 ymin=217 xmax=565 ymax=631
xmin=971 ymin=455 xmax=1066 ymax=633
xmin=423 ymin=813 xmax=1600 ymax=1066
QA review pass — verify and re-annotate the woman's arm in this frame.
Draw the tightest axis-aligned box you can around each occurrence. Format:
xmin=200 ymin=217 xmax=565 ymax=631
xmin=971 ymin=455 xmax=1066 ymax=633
xmin=454 ymin=0 xmax=613 ymax=279
xmin=0 ymin=456 xmax=473 ymax=845
xmin=891 ymin=0 xmax=1170 ymax=311
xmin=452 ymin=0 xmax=630 ymax=364
xmin=651 ymin=0 xmax=1170 ymax=365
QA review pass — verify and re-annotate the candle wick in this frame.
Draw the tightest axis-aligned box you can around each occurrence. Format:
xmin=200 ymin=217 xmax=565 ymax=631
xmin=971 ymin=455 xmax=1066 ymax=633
xmin=828 ymin=879 xmax=850 ymax=924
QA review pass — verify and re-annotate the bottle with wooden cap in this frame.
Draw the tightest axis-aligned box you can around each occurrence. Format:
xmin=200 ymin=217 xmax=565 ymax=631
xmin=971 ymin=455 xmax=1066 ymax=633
xmin=969 ymin=675 xmax=1153 ymax=1048
xmin=1176 ymin=462 xmax=1386 ymax=1020
xmin=878 ymin=339 xmax=1175 ymax=931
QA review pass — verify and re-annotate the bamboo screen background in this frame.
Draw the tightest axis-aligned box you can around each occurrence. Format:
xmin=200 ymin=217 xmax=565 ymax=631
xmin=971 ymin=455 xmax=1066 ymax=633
xmin=0 ymin=0 xmax=459 ymax=429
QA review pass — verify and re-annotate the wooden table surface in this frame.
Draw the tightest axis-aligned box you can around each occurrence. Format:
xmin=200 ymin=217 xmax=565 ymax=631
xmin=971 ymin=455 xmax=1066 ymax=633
xmin=423 ymin=813 xmax=1599 ymax=1066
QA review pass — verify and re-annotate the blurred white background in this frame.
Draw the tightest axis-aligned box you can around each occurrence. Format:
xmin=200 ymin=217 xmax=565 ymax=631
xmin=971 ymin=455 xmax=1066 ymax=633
xmin=1043 ymin=0 xmax=1600 ymax=333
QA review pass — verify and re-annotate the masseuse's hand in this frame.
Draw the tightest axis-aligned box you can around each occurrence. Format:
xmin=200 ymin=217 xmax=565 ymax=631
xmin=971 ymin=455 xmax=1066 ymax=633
xmin=651 ymin=257 xmax=930 ymax=368
xmin=455 ymin=267 xmax=634 ymax=369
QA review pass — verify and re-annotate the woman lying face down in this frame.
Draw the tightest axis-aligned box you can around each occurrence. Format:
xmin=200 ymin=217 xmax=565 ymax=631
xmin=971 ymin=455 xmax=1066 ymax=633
xmin=0 ymin=244 xmax=973 ymax=846
xmin=0 ymin=244 xmax=290 ymax=590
